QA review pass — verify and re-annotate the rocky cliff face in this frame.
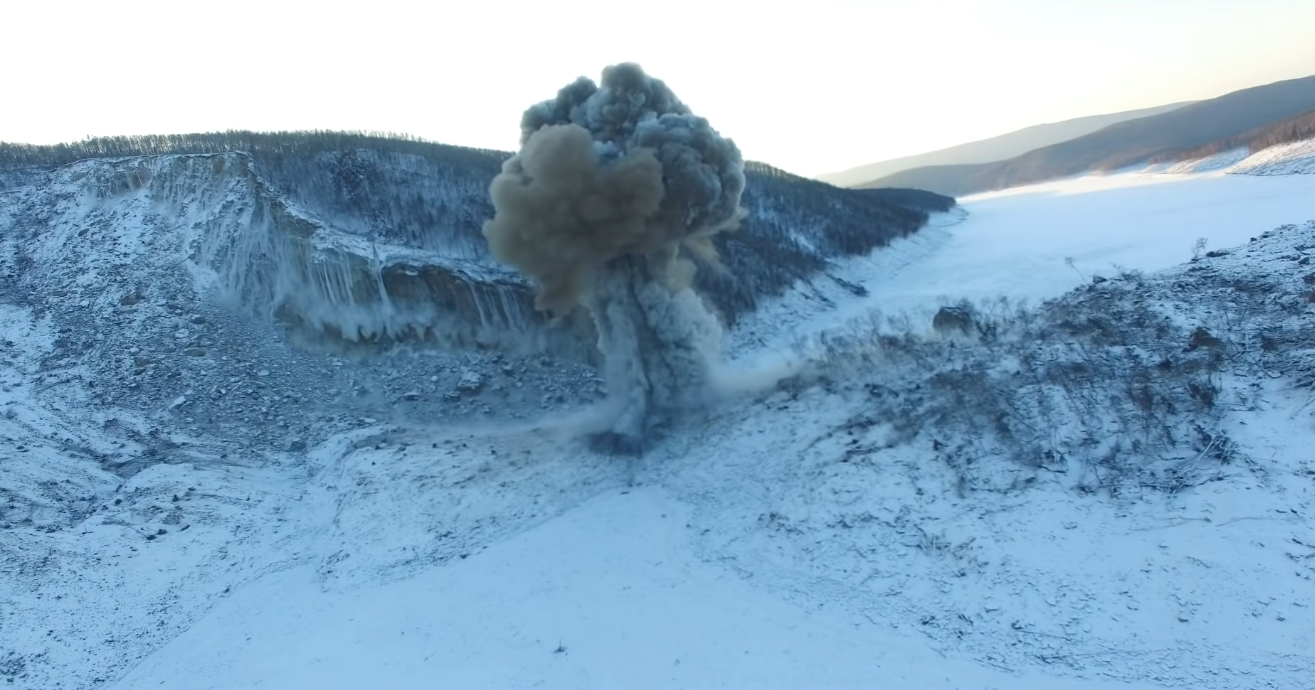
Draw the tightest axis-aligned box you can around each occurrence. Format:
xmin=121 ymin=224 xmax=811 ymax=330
xmin=2 ymin=143 xmax=952 ymax=362
xmin=0 ymin=145 xmax=951 ymax=456
xmin=2 ymin=154 xmax=587 ymax=360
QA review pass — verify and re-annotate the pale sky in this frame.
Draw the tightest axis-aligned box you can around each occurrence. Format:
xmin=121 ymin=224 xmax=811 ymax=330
xmin=4 ymin=0 xmax=1314 ymax=176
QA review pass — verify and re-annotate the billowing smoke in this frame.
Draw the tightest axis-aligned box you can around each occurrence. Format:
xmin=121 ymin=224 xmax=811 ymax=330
xmin=483 ymin=62 xmax=747 ymax=452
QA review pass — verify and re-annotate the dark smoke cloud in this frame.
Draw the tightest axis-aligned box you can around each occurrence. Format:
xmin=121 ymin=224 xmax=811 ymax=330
xmin=487 ymin=62 xmax=747 ymax=314
xmin=484 ymin=124 xmax=668 ymax=314
xmin=483 ymin=63 xmax=747 ymax=451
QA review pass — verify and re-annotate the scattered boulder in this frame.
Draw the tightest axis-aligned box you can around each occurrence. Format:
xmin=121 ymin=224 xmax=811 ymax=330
xmin=456 ymin=370 xmax=484 ymax=394
xmin=932 ymin=304 xmax=976 ymax=336
xmin=1187 ymin=326 xmax=1224 ymax=351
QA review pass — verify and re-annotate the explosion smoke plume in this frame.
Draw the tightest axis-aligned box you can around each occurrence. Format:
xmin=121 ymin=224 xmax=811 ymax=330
xmin=483 ymin=63 xmax=747 ymax=451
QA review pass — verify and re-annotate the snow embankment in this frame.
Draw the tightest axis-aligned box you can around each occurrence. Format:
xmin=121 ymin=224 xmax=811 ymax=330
xmin=1230 ymin=138 xmax=1315 ymax=175
xmin=1156 ymin=148 xmax=1252 ymax=174
xmin=1155 ymin=139 xmax=1315 ymax=176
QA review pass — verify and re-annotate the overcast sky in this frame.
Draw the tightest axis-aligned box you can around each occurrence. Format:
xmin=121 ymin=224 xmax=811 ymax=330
xmin=4 ymin=0 xmax=1314 ymax=176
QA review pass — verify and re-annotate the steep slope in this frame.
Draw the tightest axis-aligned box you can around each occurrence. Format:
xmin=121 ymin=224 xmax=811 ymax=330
xmin=819 ymin=102 xmax=1192 ymax=188
xmin=1229 ymin=137 xmax=1315 ymax=174
xmin=866 ymin=74 xmax=1315 ymax=195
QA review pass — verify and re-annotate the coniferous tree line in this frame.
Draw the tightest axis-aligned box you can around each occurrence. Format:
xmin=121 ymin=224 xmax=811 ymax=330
xmin=0 ymin=130 xmax=510 ymax=170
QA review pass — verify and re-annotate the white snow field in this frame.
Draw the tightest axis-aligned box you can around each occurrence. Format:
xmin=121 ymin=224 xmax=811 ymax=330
xmin=4 ymin=154 xmax=1314 ymax=690
xmin=114 ymin=485 xmax=1166 ymax=690
xmin=730 ymin=165 xmax=1315 ymax=355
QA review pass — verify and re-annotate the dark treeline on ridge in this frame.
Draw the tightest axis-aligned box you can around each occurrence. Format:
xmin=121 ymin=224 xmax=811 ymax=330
xmin=0 ymin=130 xmax=510 ymax=172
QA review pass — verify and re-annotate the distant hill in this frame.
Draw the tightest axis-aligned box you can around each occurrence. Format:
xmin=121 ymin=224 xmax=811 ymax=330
xmin=864 ymin=74 xmax=1315 ymax=196
xmin=1151 ymin=108 xmax=1315 ymax=164
xmin=819 ymin=102 xmax=1192 ymax=188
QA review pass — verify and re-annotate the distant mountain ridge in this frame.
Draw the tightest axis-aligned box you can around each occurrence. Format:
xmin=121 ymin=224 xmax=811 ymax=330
xmin=862 ymin=74 xmax=1315 ymax=196
xmin=819 ymin=102 xmax=1193 ymax=188
xmin=1150 ymin=108 xmax=1315 ymax=165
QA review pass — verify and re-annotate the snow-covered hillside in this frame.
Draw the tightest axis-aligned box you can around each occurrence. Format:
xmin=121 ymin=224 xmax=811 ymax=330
xmin=1156 ymin=138 xmax=1315 ymax=176
xmin=2 ymin=165 xmax=1314 ymax=689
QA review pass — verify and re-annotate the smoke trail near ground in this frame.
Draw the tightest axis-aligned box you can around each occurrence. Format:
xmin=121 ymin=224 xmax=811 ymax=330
xmin=483 ymin=62 xmax=747 ymax=452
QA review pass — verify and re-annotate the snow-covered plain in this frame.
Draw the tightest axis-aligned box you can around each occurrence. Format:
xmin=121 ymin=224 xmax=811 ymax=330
xmin=3 ymin=153 xmax=1315 ymax=690
xmin=730 ymin=166 xmax=1315 ymax=355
